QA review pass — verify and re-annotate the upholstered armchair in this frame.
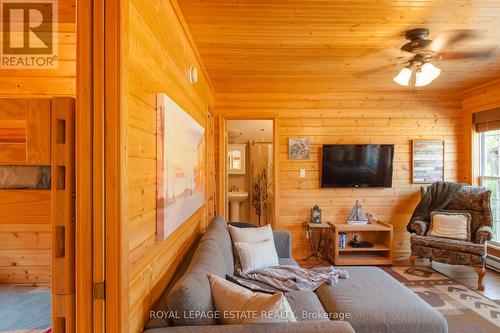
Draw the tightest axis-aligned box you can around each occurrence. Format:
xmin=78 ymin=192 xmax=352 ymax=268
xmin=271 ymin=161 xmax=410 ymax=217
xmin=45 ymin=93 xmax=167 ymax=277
xmin=408 ymin=185 xmax=493 ymax=290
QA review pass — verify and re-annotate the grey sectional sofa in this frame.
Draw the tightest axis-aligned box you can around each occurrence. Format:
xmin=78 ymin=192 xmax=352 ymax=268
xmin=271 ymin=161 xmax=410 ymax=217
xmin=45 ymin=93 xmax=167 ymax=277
xmin=144 ymin=216 xmax=447 ymax=333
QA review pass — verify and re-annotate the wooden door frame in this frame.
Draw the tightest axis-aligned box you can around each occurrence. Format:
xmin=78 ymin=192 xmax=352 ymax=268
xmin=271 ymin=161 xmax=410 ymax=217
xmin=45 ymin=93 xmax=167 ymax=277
xmin=104 ymin=0 xmax=128 ymax=332
xmin=76 ymin=0 xmax=95 ymax=331
xmin=218 ymin=115 xmax=280 ymax=227
xmin=77 ymin=0 xmax=127 ymax=332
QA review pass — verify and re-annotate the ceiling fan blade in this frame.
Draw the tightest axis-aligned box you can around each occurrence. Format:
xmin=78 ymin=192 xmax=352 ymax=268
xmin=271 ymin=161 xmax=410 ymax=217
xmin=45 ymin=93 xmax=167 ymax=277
xmin=357 ymin=63 xmax=401 ymax=76
xmin=442 ymin=48 xmax=496 ymax=60
xmin=370 ymin=47 xmax=413 ymax=60
xmin=430 ymin=30 xmax=481 ymax=53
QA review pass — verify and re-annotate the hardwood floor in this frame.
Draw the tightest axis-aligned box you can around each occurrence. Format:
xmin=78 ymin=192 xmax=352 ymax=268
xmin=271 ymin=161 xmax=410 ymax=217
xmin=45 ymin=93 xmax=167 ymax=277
xmin=411 ymin=259 xmax=500 ymax=301
xmin=299 ymin=257 xmax=500 ymax=301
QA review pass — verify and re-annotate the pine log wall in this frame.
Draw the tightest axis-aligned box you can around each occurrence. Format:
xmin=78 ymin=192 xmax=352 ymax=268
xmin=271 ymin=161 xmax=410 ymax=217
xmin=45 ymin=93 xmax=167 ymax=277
xmin=215 ymin=91 xmax=471 ymax=259
xmin=125 ymin=1 xmax=214 ymax=331
xmin=463 ymin=78 xmax=500 ymax=114
xmin=463 ymin=78 xmax=500 ymax=184
xmin=0 ymin=0 xmax=76 ymax=97
xmin=0 ymin=0 xmax=76 ymax=285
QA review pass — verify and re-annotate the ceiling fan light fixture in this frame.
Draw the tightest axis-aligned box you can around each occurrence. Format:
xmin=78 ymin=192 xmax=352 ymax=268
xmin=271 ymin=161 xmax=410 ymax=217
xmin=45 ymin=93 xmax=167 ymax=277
xmin=415 ymin=63 xmax=441 ymax=87
xmin=393 ymin=67 xmax=412 ymax=86
xmin=421 ymin=62 xmax=441 ymax=81
xmin=415 ymin=70 xmax=433 ymax=87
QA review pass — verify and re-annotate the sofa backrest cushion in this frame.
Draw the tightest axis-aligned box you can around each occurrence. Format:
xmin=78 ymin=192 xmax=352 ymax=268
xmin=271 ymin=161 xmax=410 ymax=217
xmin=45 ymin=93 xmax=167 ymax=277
xmin=201 ymin=216 xmax=234 ymax=273
xmin=166 ymin=216 xmax=233 ymax=326
xmin=167 ymin=238 xmax=228 ymax=326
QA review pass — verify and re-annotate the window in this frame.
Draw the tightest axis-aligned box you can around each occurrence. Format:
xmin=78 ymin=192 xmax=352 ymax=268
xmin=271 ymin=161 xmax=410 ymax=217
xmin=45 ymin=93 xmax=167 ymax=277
xmin=479 ymin=130 xmax=500 ymax=242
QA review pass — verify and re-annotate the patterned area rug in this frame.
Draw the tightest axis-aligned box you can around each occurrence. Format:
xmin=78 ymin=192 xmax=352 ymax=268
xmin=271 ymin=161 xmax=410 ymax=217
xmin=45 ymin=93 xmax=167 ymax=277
xmin=383 ymin=266 xmax=500 ymax=333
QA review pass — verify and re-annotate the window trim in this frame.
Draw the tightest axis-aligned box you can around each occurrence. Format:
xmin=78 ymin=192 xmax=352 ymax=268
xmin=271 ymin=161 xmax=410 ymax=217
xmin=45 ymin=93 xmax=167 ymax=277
xmin=479 ymin=175 xmax=500 ymax=246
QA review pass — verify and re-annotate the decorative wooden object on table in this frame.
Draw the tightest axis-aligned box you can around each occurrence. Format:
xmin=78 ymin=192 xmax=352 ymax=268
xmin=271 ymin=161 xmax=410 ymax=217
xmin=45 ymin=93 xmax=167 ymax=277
xmin=329 ymin=221 xmax=393 ymax=265
xmin=303 ymin=222 xmax=331 ymax=262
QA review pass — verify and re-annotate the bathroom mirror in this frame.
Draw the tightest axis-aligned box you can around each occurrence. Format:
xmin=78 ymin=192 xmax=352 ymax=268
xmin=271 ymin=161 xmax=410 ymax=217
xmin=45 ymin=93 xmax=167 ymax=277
xmin=228 ymin=144 xmax=246 ymax=174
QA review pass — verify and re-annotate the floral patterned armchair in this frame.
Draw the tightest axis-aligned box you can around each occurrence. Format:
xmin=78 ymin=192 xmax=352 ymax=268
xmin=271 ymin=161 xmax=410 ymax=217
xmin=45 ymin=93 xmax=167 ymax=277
xmin=408 ymin=185 xmax=493 ymax=290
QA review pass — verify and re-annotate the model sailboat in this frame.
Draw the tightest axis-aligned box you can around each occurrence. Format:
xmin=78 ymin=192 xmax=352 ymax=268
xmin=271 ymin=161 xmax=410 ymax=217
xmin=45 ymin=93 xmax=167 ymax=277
xmin=347 ymin=200 xmax=369 ymax=225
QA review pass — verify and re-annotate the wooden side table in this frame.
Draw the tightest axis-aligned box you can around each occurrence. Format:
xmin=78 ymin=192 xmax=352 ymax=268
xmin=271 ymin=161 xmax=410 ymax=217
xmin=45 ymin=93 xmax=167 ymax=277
xmin=303 ymin=222 xmax=331 ymax=262
xmin=329 ymin=221 xmax=393 ymax=266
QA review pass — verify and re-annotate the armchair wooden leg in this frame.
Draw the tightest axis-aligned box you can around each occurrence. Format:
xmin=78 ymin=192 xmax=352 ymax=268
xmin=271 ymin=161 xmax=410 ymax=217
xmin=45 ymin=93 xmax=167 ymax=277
xmin=409 ymin=254 xmax=417 ymax=274
xmin=474 ymin=266 xmax=486 ymax=291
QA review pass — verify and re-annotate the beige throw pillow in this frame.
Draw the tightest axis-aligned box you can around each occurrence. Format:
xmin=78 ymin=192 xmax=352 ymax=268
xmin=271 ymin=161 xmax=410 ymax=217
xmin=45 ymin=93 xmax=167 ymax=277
xmin=228 ymin=224 xmax=277 ymax=269
xmin=428 ymin=211 xmax=471 ymax=241
xmin=234 ymin=239 xmax=279 ymax=274
xmin=209 ymin=274 xmax=296 ymax=325
xmin=228 ymin=224 xmax=274 ymax=244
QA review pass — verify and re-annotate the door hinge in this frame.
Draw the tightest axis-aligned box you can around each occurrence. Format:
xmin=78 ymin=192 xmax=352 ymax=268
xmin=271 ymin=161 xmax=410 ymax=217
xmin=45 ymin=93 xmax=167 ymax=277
xmin=93 ymin=282 xmax=105 ymax=300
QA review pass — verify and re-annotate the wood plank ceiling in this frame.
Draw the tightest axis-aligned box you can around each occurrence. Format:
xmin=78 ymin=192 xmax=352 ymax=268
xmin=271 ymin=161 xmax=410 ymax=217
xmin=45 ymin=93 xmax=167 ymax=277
xmin=178 ymin=0 xmax=500 ymax=94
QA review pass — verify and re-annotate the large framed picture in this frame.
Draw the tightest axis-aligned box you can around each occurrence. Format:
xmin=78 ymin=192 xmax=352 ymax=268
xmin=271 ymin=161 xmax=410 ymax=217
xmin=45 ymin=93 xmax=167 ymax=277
xmin=156 ymin=93 xmax=206 ymax=240
xmin=412 ymin=140 xmax=444 ymax=184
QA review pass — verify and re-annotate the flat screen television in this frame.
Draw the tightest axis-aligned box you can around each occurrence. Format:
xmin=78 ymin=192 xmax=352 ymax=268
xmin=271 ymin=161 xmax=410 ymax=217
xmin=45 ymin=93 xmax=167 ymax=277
xmin=321 ymin=144 xmax=394 ymax=188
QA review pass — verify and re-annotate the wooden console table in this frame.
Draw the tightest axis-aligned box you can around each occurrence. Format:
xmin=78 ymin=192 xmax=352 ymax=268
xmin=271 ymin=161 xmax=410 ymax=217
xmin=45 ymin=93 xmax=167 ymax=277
xmin=329 ymin=222 xmax=393 ymax=266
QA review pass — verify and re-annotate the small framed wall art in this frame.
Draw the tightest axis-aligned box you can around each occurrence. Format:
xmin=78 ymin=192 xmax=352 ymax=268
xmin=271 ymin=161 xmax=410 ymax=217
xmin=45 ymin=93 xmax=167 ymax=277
xmin=412 ymin=139 xmax=445 ymax=183
xmin=288 ymin=137 xmax=310 ymax=160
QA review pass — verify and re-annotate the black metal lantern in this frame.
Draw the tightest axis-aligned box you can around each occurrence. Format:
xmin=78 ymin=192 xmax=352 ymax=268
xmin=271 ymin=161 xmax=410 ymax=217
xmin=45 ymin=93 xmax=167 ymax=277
xmin=311 ymin=205 xmax=322 ymax=224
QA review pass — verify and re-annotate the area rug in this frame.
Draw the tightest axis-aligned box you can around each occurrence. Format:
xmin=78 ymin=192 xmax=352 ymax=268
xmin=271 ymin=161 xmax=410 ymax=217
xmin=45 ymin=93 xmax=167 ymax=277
xmin=383 ymin=266 xmax=500 ymax=333
xmin=0 ymin=285 xmax=51 ymax=333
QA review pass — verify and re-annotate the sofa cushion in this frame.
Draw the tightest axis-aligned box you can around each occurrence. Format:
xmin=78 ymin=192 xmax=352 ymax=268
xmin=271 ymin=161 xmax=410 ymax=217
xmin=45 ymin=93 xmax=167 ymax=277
xmin=235 ymin=239 xmax=279 ymax=273
xmin=167 ymin=239 xmax=229 ymax=326
xmin=411 ymin=234 xmax=485 ymax=255
xmin=285 ymin=291 xmax=329 ymax=322
xmin=144 ymin=321 xmax=356 ymax=333
xmin=228 ymin=224 xmax=274 ymax=243
xmin=316 ymin=266 xmax=447 ymax=333
xmin=201 ymin=216 xmax=235 ymax=273
xmin=278 ymin=258 xmax=299 ymax=266
xmin=209 ymin=274 xmax=296 ymax=324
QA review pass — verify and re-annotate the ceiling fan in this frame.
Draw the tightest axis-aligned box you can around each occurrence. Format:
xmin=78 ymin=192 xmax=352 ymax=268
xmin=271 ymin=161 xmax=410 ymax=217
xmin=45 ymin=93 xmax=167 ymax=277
xmin=388 ymin=28 xmax=495 ymax=87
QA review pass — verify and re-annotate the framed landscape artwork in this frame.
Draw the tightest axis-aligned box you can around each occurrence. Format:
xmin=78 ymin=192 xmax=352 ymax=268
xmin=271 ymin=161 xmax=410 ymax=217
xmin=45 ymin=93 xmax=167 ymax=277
xmin=412 ymin=140 xmax=445 ymax=184
xmin=156 ymin=93 xmax=206 ymax=240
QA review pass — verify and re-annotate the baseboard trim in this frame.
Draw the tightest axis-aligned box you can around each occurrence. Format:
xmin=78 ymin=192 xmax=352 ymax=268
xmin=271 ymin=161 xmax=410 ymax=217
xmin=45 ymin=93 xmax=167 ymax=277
xmin=486 ymin=254 xmax=500 ymax=273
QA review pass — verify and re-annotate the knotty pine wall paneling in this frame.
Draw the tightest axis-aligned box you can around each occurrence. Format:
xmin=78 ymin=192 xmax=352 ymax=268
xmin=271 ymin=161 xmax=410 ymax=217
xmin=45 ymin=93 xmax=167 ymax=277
xmin=0 ymin=0 xmax=76 ymax=97
xmin=463 ymin=77 xmax=500 ymax=184
xmin=0 ymin=99 xmax=52 ymax=284
xmin=0 ymin=0 xmax=76 ymax=285
xmin=215 ymin=91 xmax=469 ymax=259
xmin=125 ymin=0 xmax=214 ymax=331
xmin=463 ymin=78 xmax=500 ymax=114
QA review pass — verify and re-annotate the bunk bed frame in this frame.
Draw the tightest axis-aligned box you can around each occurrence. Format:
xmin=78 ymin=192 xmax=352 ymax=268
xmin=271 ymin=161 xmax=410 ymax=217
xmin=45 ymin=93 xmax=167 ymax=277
xmin=0 ymin=97 xmax=75 ymax=332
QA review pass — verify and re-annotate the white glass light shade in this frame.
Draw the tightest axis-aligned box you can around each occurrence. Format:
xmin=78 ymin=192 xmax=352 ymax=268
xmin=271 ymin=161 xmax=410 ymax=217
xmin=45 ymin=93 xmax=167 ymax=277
xmin=415 ymin=63 xmax=441 ymax=87
xmin=421 ymin=62 xmax=441 ymax=81
xmin=415 ymin=71 xmax=433 ymax=87
xmin=393 ymin=67 xmax=412 ymax=86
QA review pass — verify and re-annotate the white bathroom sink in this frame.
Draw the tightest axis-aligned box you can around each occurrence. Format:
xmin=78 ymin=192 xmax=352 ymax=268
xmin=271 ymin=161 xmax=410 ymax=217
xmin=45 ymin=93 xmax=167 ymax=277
xmin=228 ymin=191 xmax=249 ymax=202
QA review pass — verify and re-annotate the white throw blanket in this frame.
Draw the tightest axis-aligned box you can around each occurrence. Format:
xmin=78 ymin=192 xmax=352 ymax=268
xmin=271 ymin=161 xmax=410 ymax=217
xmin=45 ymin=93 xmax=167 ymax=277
xmin=236 ymin=265 xmax=349 ymax=292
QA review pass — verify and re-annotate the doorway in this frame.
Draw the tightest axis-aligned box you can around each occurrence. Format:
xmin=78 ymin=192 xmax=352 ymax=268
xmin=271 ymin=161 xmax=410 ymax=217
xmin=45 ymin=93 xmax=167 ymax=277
xmin=222 ymin=118 xmax=278 ymax=227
